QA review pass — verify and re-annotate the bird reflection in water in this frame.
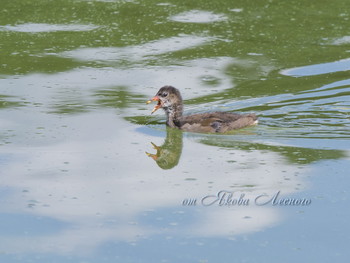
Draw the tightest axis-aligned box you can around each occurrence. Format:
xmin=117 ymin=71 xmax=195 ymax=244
xmin=146 ymin=127 xmax=183 ymax=169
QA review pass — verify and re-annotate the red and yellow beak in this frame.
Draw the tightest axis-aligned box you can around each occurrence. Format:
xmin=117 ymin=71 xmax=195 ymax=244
xmin=146 ymin=96 xmax=162 ymax=114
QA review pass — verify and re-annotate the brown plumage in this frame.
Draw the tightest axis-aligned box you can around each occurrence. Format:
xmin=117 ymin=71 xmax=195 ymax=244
xmin=147 ymin=86 xmax=258 ymax=133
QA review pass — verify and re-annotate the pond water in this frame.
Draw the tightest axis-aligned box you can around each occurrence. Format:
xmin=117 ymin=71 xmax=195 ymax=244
xmin=1 ymin=0 xmax=350 ymax=262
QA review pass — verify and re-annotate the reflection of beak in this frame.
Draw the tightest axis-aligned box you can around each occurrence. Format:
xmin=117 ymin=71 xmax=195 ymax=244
xmin=146 ymin=96 xmax=161 ymax=114
xmin=145 ymin=142 xmax=161 ymax=160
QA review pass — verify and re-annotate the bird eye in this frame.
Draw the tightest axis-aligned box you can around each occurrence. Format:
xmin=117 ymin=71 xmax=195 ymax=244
xmin=160 ymin=92 xmax=168 ymax=97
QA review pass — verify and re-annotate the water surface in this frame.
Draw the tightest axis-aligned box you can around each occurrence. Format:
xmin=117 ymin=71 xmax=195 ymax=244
xmin=0 ymin=0 xmax=350 ymax=262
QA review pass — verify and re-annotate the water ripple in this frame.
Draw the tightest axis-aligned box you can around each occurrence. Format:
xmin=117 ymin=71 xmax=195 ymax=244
xmin=259 ymin=83 xmax=350 ymax=138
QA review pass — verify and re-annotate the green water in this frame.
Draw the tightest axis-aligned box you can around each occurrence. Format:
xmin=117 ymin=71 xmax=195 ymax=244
xmin=0 ymin=0 xmax=350 ymax=262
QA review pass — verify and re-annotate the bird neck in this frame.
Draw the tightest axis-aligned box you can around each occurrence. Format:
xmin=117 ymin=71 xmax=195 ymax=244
xmin=164 ymin=103 xmax=183 ymax=128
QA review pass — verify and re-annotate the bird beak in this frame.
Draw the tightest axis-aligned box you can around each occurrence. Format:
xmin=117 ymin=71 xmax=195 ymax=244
xmin=146 ymin=96 xmax=162 ymax=114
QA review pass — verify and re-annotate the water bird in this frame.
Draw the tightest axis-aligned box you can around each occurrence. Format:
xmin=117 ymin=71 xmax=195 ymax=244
xmin=147 ymin=86 xmax=258 ymax=133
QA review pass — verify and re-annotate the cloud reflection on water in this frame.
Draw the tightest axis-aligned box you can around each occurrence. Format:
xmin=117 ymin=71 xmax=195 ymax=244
xmin=58 ymin=34 xmax=213 ymax=63
xmin=0 ymin=113 xmax=307 ymax=254
xmin=280 ymin=58 xmax=350 ymax=77
xmin=0 ymin=23 xmax=100 ymax=33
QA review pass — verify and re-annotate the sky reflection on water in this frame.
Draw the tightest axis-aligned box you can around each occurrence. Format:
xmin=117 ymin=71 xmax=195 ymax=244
xmin=0 ymin=111 xmax=310 ymax=255
xmin=1 ymin=0 xmax=350 ymax=262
